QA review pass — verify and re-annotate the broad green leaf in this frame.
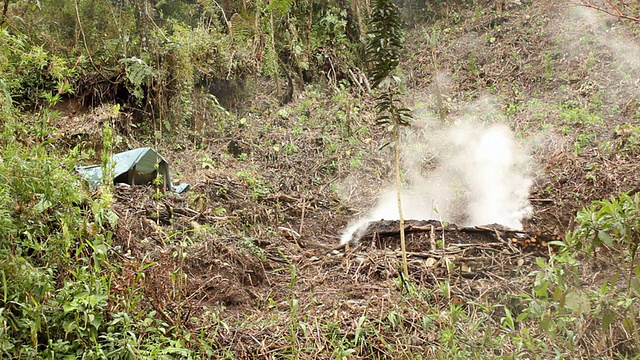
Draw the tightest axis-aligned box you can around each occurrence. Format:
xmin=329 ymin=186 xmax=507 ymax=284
xmin=563 ymin=289 xmax=590 ymax=315
xmin=597 ymin=230 xmax=613 ymax=245
xmin=622 ymin=316 xmax=635 ymax=333
xmin=602 ymin=308 xmax=615 ymax=331
xmin=540 ymin=316 xmax=554 ymax=333
xmin=63 ymin=303 xmax=77 ymax=313
xmin=534 ymin=280 xmax=548 ymax=298
xmin=599 ymin=279 xmax=609 ymax=295
xmin=630 ymin=277 xmax=640 ymax=296
xmin=515 ymin=311 xmax=528 ymax=322
xmin=63 ymin=319 xmax=76 ymax=335
xmin=33 ymin=198 xmax=52 ymax=214
xmin=553 ymin=284 xmax=563 ymax=301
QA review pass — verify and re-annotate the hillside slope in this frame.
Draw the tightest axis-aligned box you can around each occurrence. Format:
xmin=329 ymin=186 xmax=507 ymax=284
xmin=3 ymin=0 xmax=640 ymax=358
xmin=100 ymin=1 xmax=640 ymax=358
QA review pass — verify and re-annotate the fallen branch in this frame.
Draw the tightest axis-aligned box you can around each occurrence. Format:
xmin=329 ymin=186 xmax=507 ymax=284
xmin=575 ymin=0 xmax=640 ymax=22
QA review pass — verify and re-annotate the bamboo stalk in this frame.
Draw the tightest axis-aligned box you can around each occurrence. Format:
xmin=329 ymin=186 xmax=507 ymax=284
xmin=394 ymin=115 xmax=409 ymax=279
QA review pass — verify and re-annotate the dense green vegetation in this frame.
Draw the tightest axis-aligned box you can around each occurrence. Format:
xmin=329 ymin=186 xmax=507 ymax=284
xmin=1 ymin=0 xmax=640 ymax=358
xmin=2 ymin=0 xmax=370 ymax=124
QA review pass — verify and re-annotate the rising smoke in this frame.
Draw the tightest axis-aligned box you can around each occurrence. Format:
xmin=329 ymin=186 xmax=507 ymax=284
xmin=340 ymin=116 xmax=533 ymax=244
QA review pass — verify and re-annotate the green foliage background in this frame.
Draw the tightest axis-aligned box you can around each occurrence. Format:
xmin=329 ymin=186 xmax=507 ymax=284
xmin=1 ymin=0 xmax=368 ymax=130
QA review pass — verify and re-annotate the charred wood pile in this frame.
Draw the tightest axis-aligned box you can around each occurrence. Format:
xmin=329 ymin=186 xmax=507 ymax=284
xmin=345 ymin=219 xmax=561 ymax=255
xmin=326 ymin=220 xmax=564 ymax=303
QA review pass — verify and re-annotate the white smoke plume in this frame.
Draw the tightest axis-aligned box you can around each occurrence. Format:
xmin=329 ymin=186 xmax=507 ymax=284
xmin=340 ymin=119 xmax=533 ymax=244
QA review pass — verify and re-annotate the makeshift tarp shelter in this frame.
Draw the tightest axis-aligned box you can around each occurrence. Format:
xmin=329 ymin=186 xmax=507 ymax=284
xmin=76 ymin=147 xmax=190 ymax=193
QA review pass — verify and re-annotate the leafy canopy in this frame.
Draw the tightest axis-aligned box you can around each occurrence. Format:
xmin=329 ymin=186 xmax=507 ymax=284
xmin=366 ymin=0 xmax=405 ymax=88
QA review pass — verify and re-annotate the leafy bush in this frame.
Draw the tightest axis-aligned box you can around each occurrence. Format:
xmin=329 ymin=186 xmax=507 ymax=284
xmin=0 ymin=118 xmax=185 ymax=358
xmin=3 ymin=0 xmax=369 ymax=137
xmin=570 ymin=192 xmax=640 ymax=267
xmin=0 ymin=29 xmax=80 ymax=107
xmin=514 ymin=193 xmax=640 ymax=357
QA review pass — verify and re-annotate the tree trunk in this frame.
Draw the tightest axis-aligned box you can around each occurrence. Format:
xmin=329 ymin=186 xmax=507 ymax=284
xmin=1 ymin=0 xmax=10 ymax=26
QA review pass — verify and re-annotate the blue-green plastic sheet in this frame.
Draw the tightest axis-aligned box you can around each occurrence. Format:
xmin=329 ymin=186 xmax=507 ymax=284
xmin=76 ymin=147 xmax=190 ymax=193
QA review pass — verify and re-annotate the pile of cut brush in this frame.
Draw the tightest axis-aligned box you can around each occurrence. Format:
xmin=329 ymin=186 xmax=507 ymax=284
xmin=324 ymin=219 xmax=562 ymax=304
xmin=343 ymin=219 xmax=560 ymax=253
xmin=109 ymin=184 xmax=270 ymax=327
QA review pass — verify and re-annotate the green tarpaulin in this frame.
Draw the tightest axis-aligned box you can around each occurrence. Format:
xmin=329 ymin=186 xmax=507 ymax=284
xmin=76 ymin=147 xmax=190 ymax=193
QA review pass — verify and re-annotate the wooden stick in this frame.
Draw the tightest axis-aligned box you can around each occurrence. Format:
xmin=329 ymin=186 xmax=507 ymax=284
xmin=529 ymin=198 xmax=554 ymax=203
xmin=299 ymin=198 xmax=306 ymax=237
